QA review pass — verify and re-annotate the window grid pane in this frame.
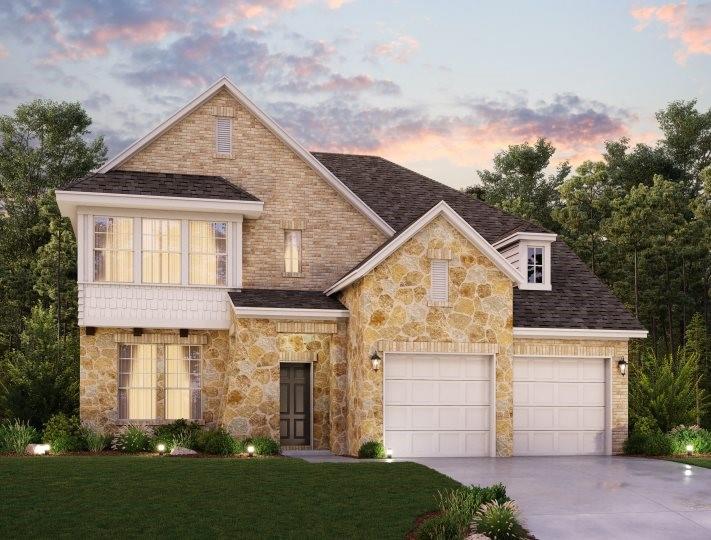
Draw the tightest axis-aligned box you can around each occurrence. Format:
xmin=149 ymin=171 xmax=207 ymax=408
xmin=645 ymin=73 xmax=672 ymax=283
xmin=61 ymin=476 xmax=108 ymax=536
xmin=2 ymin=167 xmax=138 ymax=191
xmin=189 ymin=221 xmax=227 ymax=285
xmin=142 ymin=219 xmax=181 ymax=284
xmin=94 ymin=216 xmax=133 ymax=282
xmin=165 ymin=345 xmax=201 ymax=420
xmin=527 ymin=247 xmax=544 ymax=284
xmin=284 ymin=230 xmax=301 ymax=274
xmin=118 ymin=344 xmax=157 ymax=420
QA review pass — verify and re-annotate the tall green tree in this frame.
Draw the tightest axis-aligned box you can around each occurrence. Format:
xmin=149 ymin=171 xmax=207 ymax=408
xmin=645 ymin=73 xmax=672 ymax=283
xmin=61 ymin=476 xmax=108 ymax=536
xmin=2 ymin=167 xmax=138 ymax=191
xmin=685 ymin=313 xmax=710 ymax=425
xmin=475 ymin=138 xmax=570 ymax=230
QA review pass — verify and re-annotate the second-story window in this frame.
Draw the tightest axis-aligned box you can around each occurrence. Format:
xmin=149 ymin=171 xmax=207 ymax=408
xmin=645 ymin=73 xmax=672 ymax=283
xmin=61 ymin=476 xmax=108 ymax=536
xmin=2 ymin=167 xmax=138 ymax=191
xmin=189 ymin=221 xmax=227 ymax=285
xmin=527 ymin=246 xmax=544 ymax=284
xmin=94 ymin=216 xmax=133 ymax=283
xmin=142 ymin=219 xmax=181 ymax=284
xmin=284 ymin=229 xmax=301 ymax=274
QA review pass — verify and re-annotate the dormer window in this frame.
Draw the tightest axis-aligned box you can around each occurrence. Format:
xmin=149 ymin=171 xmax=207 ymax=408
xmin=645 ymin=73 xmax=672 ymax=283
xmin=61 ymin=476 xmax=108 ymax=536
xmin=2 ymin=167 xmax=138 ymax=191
xmin=527 ymin=247 xmax=544 ymax=284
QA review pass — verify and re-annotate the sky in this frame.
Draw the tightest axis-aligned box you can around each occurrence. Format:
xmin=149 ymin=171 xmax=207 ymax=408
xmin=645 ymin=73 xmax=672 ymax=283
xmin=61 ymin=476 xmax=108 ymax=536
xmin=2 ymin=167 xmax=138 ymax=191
xmin=0 ymin=1 xmax=710 ymax=189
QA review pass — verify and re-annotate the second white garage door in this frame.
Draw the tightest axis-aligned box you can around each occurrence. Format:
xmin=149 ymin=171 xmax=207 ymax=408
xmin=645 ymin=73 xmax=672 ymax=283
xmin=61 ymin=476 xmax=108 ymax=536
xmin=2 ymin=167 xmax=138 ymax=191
xmin=383 ymin=353 xmax=493 ymax=457
xmin=513 ymin=357 xmax=608 ymax=456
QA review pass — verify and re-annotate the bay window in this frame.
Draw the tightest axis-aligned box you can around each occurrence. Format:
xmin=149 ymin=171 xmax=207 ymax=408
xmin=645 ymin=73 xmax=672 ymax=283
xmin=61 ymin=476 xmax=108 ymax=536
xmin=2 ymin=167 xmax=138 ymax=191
xmin=142 ymin=219 xmax=181 ymax=284
xmin=189 ymin=221 xmax=227 ymax=285
xmin=94 ymin=216 xmax=133 ymax=282
xmin=118 ymin=343 xmax=202 ymax=421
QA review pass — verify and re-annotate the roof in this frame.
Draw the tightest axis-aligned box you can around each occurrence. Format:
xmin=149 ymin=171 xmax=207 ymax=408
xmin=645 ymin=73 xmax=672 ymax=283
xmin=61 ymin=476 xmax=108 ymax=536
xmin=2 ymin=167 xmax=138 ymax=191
xmin=62 ymin=170 xmax=260 ymax=201
xmin=228 ymin=289 xmax=346 ymax=310
xmin=313 ymin=152 xmax=644 ymax=332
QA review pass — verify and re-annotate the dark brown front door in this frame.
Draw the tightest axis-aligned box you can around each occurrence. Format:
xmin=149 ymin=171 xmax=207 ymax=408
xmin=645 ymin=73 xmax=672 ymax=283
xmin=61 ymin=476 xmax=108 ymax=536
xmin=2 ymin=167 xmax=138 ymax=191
xmin=280 ymin=363 xmax=310 ymax=446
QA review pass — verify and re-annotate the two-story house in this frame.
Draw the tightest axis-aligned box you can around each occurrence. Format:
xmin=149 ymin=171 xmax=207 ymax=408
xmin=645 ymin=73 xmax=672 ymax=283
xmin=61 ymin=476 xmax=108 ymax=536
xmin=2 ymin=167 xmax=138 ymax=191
xmin=56 ymin=77 xmax=646 ymax=458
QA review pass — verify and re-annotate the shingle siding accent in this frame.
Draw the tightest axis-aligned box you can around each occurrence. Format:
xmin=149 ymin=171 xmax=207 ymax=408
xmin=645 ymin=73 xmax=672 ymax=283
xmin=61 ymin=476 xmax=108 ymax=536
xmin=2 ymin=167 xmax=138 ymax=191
xmin=116 ymin=89 xmax=386 ymax=290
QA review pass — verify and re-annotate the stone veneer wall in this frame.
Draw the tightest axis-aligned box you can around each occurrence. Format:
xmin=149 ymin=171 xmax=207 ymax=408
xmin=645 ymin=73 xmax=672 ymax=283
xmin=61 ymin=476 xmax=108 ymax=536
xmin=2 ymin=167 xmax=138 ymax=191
xmin=338 ymin=216 xmax=515 ymax=456
xmin=116 ymin=89 xmax=386 ymax=291
xmin=513 ymin=338 xmax=629 ymax=454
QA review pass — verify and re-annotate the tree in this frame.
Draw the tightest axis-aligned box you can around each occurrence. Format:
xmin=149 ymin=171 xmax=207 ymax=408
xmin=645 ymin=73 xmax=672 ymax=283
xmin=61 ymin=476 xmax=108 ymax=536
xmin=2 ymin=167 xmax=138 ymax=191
xmin=685 ymin=313 xmax=710 ymax=425
xmin=0 ymin=305 xmax=79 ymax=427
xmin=473 ymin=138 xmax=570 ymax=230
xmin=554 ymin=160 xmax=617 ymax=275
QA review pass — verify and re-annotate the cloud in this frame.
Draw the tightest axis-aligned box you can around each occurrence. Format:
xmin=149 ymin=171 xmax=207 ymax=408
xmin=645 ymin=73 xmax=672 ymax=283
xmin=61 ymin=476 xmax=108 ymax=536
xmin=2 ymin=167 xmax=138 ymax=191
xmin=369 ymin=35 xmax=420 ymax=63
xmin=631 ymin=2 xmax=711 ymax=63
xmin=84 ymin=92 xmax=112 ymax=110
xmin=0 ymin=43 xmax=8 ymax=59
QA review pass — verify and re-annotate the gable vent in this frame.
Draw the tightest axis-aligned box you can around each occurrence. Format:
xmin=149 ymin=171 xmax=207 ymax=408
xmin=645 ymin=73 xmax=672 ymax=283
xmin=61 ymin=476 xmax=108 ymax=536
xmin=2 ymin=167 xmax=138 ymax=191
xmin=215 ymin=116 xmax=232 ymax=155
xmin=430 ymin=259 xmax=448 ymax=302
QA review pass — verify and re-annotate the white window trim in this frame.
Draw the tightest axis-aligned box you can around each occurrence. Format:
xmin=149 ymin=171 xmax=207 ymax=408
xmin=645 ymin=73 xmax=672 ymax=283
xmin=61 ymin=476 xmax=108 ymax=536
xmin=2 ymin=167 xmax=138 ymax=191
xmin=518 ymin=241 xmax=552 ymax=291
xmin=83 ymin=211 xmax=242 ymax=289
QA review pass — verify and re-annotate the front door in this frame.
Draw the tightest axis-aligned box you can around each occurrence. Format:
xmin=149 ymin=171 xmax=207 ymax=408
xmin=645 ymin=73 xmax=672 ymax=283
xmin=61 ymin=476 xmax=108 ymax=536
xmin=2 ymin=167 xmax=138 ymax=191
xmin=280 ymin=363 xmax=311 ymax=446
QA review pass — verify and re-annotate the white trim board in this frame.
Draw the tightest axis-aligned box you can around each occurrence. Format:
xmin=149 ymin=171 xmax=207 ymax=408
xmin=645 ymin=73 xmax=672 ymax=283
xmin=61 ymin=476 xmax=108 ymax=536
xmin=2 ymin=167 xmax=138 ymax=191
xmin=492 ymin=231 xmax=557 ymax=249
xmin=325 ymin=200 xmax=523 ymax=295
xmin=513 ymin=327 xmax=648 ymax=339
xmin=232 ymin=305 xmax=350 ymax=321
xmin=97 ymin=76 xmax=395 ymax=237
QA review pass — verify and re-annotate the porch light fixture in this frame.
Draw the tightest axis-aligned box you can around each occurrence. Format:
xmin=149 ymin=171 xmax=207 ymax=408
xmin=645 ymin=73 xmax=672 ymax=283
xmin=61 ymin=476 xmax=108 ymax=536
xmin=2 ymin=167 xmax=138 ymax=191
xmin=156 ymin=443 xmax=166 ymax=455
xmin=686 ymin=444 xmax=694 ymax=456
xmin=247 ymin=445 xmax=255 ymax=458
xmin=617 ymin=357 xmax=628 ymax=376
xmin=370 ymin=351 xmax=382 ymax=371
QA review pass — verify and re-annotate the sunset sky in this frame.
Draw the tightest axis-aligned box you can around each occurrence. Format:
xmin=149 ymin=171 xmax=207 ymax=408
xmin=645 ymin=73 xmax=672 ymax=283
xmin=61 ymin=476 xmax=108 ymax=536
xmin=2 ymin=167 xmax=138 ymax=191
xmin=1 ymin=1 xmax=710 ymax=189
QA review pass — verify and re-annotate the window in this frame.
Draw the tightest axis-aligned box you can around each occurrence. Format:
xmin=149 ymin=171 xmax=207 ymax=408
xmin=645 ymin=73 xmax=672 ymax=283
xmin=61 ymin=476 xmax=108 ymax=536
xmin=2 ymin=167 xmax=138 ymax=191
xmin=94 ymin=216 xmax=133 ymax=282
xmin=165 ymin=345 xmax=201 ymax=420
xmin=118 ymin=344 xmax=201 ymax=421
xmin=189 ymin=221 xmax=227 ymax=285
xmin=215 ymin=116 xmax=232 ymax=155
xmin=118 ymin=344 xmax=157 ymax=420
xmin=284 ymin=229 xmax=301 ymax=274
xmin=430 ymin=259 xmax=449 ymax=302
xmin=142 ymin=219 xmax=181 ymax=284
xmin=527 ymin=247 xmax=544 ymax=284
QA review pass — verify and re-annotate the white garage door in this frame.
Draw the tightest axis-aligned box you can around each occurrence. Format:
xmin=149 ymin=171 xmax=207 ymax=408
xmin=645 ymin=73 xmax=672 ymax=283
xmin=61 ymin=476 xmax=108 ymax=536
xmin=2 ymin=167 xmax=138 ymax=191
xmin=383 ymin=353 xmax=492 ymax=457
xmin=513 ymin=357 xmax=607 ymax=456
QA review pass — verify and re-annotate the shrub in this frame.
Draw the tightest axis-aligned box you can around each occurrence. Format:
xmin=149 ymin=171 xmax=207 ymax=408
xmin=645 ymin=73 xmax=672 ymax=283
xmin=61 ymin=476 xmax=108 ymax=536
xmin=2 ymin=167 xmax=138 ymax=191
xmin=111 ymin=425 xmax=153 ymax=453
xmin=194 ymin=427 xmax=238 ymax=456
xmin=153 ymin=420 xmax=202 ymax=451
xmin=624 ymin=418 xmax=672 ymax=456
xmin=358 ymin=440 xmax=385 ymax=459
xmin=416 ymin=512 xmax=464 ymax=540
xmin=43 ymin=413 xmax=86 ymax=453
xmin=82 ymin=424 xmax=110 ymax=453
xmin=474 ymin=500 xmax=526 ymax=540
xmin=668 ymin=425 xmax=711 ymax=454
xmin=246 ymin=436 xmax=279 ymax=456
xmin=0 ymin=419 xmax=39 ymax=453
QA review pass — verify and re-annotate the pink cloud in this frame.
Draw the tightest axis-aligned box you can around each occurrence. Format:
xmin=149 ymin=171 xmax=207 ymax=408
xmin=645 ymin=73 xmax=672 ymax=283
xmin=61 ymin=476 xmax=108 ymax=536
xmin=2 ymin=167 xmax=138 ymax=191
xmin=631 ymin=2 xmax=711 ymax=63
xmin=371 ymin=35 xmax=420 ymax=63
xmin=0 ymin=44 xmax=8 ymax=60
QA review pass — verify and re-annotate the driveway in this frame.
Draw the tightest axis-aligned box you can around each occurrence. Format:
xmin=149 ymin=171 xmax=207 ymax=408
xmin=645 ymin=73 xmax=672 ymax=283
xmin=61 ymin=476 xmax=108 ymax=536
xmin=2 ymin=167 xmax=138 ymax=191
xmin=411 ymin=456 xmax=711 ymax=539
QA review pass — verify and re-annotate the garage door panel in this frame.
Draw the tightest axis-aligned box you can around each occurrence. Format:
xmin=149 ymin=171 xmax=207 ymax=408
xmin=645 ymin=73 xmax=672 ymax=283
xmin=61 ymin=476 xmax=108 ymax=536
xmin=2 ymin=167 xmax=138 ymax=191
xmin=384 ymin=405 xmax=489 ymax=431
xmin=514 ymin=356 xmax=608 ymax=456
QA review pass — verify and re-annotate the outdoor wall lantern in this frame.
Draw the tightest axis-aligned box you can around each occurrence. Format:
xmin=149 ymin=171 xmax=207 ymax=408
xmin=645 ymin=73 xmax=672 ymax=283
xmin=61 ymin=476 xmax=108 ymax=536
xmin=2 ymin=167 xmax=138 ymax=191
xmin=370 ymin=351 xmax=382 ymax=371
xmin=618 ymin=357 xmax=628 ymax=376
xmin=247 ymin=445 xmax=255 ymax=458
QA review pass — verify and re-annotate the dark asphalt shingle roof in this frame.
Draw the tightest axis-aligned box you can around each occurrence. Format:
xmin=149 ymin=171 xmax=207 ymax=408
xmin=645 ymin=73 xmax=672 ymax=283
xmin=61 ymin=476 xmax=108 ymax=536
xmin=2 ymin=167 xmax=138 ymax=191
xmin=62 ymin=170 xmax=260 ymax=201
xmin=229 ymin=289 xmax=346 ymax=310
xmin=313 ymin=152 xmax=644 ymax=332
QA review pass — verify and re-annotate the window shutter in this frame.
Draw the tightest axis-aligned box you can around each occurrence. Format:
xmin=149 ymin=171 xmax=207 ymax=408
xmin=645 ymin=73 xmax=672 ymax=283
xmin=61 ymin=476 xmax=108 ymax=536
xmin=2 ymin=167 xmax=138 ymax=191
xmin=430 ymin=259 xmax=448 ymax=302
xmin=215 ymin=117 xmax=231 ymax=155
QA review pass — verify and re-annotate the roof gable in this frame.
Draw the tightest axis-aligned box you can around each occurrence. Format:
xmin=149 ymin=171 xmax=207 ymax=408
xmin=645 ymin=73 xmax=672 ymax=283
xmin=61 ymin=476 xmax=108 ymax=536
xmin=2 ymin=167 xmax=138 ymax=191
xmin=99 ymin=77 xmax=394 ymax=236
xmin=326 ymin=201 xmax=522 ymax=294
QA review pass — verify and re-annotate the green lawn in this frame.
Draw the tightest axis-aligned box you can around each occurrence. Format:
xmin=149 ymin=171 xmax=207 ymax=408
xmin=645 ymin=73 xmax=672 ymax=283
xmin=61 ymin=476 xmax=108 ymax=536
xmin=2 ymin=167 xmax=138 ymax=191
xmin=0 ymin=456 xmax=458 ymax=539
xmin=667 ymin=456 xmax=711 ymax=469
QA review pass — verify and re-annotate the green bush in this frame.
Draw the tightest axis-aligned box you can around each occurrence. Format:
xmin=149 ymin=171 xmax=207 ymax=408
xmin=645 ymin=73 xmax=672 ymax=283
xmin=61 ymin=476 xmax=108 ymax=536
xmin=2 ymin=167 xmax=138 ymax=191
xmin=153 ymin=420 xmax=202 ymax=451
xmin=668 ymin=425 xmax=711 ymax=454
xmin=43 ymin=413 xmax=86 ymax=453
xmin=82 ymin=426 xmax=110 ymax=453
xmin=111 ymin=425 xmax=153 ymax=453
xmin=358 ymin=440 xmax=385 ymax=459
xmin=246 ymin=436 xmax=279 ymax=456
xmin=474 ymin=501 xmax=526 ymax=540
xmin=0 ymin=419 xmax=39 ymax=453
xmin=624 ymin=426 xmax=672 ymax=456
xmin=194 ymin=427 xmax=239 ymax=456
xmin=416 ymin=512 xmax=464 ymax=540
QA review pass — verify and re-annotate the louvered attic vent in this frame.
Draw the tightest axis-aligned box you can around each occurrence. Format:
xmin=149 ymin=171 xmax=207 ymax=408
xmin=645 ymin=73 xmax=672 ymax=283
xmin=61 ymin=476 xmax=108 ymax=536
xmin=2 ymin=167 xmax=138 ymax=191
xmin=430 ymin=259 xmax=448 ymax=302
xmin=215 ymin=116 xmax=232 ymax=155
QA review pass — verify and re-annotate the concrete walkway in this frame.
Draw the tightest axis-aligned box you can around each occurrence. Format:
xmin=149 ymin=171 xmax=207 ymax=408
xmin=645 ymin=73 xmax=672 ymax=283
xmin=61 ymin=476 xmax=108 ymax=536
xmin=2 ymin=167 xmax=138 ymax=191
xmin=411 ymin=456 xmax=711 ymax=540
xmin=282 ymin=449 xmax=359 ymax=463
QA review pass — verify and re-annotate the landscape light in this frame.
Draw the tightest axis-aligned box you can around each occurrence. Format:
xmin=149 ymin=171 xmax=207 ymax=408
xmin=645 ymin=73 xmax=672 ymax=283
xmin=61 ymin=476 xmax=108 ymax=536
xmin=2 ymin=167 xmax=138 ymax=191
xmin=386 ymin=448 xmax=393 ymax=459
xmin=247 ymin=445 xmax=255 ymax=457
xmin=686 ymin=444 xmax=694 ymax=456
xmin=156 ymin=443 xmax=166 ymax=455
xmin=34 ymin=444 xmax=51 ymax=455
